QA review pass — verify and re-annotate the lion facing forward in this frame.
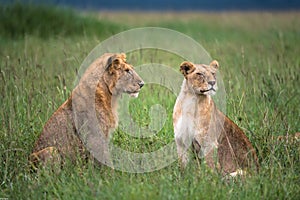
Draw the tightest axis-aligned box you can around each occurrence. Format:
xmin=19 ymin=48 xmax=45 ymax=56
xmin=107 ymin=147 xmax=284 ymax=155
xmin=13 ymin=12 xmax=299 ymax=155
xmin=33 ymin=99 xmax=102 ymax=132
xmin=173 ymin=60 xmax=258 ymax=175
xmin=30 ymin=53 xmax=144 ymax=167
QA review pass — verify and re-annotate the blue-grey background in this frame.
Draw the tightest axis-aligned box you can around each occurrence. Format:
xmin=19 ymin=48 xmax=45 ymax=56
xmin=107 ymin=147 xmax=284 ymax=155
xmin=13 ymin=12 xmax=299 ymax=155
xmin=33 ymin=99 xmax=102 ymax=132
xmin=1 ymin=0 xmax=300 ymax=11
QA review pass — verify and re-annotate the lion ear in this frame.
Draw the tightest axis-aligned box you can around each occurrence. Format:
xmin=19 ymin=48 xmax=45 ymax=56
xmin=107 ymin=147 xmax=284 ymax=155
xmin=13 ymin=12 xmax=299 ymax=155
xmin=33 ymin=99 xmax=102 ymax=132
xmin=210 ymin=60 xmax=219 ymax=70
xmin=119 ymin=53 xmax=126 ymax=62
xmin=113 ymin=53 xmax=126 ymax=65
xmin=106 ymin=53 xmax=127 ymax=71
xmin=180 ymin=61 xmax=195 ymax=77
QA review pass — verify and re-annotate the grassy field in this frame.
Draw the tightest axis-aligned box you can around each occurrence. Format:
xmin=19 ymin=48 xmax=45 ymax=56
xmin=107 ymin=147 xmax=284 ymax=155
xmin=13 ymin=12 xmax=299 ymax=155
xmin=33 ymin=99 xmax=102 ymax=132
xmin=1 ymin=4 xmax=300 ymax=199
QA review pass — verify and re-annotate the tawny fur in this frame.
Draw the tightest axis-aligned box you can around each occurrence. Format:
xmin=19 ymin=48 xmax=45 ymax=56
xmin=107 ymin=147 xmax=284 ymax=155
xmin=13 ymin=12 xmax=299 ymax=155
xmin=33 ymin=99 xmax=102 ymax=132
xmin=173 ymin=60 xmax=259 ymax=175
xmin=30 ymin=53 xmax=144 ymax=167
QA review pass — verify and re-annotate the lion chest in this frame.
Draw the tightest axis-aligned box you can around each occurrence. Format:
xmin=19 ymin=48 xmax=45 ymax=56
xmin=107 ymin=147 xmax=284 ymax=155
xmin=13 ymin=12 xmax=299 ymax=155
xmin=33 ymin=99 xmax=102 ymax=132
xmin=174 ymin=93 xmax=216 ymax=150
xmin=174 ymin=96 xmax=208 ymax=140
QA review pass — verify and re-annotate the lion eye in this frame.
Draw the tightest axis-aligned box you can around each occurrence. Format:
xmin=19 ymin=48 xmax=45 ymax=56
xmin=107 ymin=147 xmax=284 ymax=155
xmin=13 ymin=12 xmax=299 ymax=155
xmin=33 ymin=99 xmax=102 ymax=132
xmin=196 ymin=72 xmax=204 ymax=76
xmin=126 ymin=69 xmax=133 ymax=75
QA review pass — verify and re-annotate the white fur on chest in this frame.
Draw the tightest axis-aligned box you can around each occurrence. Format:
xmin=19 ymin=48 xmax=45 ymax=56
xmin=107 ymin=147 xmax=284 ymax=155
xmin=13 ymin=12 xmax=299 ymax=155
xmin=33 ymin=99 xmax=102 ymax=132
xmin=173 ymin=82 xmax=214 ymax=150
xmin=174 ymin=91 xmax=203 ymax=146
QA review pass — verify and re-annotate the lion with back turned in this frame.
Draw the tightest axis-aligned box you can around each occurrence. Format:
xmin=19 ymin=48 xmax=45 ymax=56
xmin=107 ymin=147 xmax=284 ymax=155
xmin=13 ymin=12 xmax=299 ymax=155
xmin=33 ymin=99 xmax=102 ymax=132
xmin=173 ymin=60 xmax=259 ymax=176
xmin=30 ymin=53 xmax=144 ymax=166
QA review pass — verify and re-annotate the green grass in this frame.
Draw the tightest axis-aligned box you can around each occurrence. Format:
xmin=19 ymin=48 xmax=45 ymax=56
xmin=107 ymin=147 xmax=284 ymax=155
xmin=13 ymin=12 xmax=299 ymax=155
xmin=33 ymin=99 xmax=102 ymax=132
xmin=1 ymin=4 xmax=300 ymax=199
xmin=0 ymin=3 xmax=124 ymax=39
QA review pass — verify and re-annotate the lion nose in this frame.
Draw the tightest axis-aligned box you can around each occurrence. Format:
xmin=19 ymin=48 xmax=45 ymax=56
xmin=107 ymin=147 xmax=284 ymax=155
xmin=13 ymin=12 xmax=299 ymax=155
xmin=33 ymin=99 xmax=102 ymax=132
xmin=208 ymin=81 xmax=216 ymax=86
xmin=138 ymin=81 xmax=144 ymax=88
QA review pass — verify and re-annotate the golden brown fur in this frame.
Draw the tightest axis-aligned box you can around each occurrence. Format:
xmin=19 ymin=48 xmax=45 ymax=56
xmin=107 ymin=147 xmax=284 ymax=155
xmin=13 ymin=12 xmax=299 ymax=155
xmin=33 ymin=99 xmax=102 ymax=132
xmin=30 ymin=53 xmax=144 ymax=167
xmin=173 ymin=60 xmax=259 ymax=175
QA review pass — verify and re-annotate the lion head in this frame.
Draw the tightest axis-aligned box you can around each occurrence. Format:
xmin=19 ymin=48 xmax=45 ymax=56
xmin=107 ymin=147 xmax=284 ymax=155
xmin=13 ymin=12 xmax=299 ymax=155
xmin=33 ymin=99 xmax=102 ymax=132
xmin=180 ymin=60 xmax=219 ymax=95
xmin=104 ymin=53 xmax=144 ymax=98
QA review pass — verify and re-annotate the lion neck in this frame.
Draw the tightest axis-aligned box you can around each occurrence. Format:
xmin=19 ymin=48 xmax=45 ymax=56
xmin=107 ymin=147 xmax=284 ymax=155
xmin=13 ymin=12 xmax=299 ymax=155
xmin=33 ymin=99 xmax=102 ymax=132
xmin=95 ymin=77 xmax=119 ymax=125
xmin=180 ymin=80 xmax=215 ymax=118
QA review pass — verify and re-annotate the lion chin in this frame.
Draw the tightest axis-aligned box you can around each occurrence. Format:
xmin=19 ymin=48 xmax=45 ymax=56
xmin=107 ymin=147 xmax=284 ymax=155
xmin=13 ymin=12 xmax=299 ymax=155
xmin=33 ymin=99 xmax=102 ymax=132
xmin=129 ymin=92 xmax=139 ymax=98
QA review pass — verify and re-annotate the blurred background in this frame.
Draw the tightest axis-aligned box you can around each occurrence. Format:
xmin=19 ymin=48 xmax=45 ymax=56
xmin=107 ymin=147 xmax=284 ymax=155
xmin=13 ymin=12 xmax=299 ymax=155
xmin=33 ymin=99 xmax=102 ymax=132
xmin=1 ymin=0 xmax=300 ymax=10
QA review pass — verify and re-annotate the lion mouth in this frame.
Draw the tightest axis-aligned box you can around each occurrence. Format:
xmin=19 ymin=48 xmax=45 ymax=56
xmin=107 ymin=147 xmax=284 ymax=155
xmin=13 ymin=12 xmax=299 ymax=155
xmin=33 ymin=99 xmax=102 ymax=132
xmin=127 ymin=91 xmax=140 ymax=98
xmin=200 ymin=88 xmax=216 ymax=93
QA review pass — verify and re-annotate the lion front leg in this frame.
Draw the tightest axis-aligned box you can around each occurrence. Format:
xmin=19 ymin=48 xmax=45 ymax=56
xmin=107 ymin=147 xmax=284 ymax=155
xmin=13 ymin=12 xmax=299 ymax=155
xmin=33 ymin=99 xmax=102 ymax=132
xmin=193 ymin=135 xmax=221 ymax=172
xmin=175 ymin=136 xmax=190 ymax=170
